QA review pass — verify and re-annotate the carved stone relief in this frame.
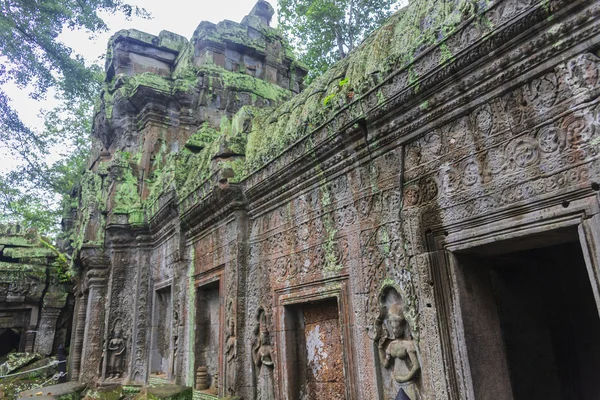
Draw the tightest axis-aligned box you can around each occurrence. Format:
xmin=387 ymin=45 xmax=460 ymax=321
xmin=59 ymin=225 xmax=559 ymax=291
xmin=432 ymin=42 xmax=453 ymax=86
xmin=66 ymin=1 xmax=600 ymax=399
xmin=361 ymin=222 xmax=418 ymax=330
xmin=403 ymin=53 xmax=600 ymax=228
xmin=252 ymin=308 xmax=275 ymax=400
xmin=225 ymin=300 xmax=237 ymax=396
xmin=106 ymin=318 xmax=127 ymax=380
xmin=370 ymin=285 xmax=421 ymax=400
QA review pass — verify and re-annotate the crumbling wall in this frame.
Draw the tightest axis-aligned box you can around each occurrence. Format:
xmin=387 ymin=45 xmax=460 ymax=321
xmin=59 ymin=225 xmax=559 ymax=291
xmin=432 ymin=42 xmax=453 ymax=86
xmin=0 ymin=225 xmax=71 ymax=357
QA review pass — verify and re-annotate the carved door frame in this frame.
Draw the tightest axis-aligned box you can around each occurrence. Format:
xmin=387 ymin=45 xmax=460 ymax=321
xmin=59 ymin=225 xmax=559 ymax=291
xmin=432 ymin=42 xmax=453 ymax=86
xmin=273 ymin=276 xmax=357 ymax=400
xmin=426 ymin=192 xmax=600 ymax=399
xmin=148 ymin=278 xmax=174 ymax=382
xmin=194 ymin=265 xmax=225 ymax=397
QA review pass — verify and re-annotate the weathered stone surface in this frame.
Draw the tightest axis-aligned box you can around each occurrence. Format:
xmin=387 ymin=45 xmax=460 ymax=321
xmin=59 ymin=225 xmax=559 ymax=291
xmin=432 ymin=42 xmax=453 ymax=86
xmin=65 ymin=0 xmax=600 ymax=399
xmin=0 ymin=353 xmax=41 ymax=376
xmin=18 ymin=381 xmax=85 ymax=399
xmin=0 ymin=356 xmax=63 ymax=400
xmin=145 ymin=384 xmax=192 ymax=399
xmin=0 ymin=226 xmax=72 ymax=357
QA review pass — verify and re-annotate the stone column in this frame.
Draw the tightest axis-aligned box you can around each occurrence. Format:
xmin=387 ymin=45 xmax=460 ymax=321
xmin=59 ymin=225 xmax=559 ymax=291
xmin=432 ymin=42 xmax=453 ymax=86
xmin=80 ymin=269 xmax=109 ymax=383
xmin=24 ymin=325 xmax=36 ymax=353
xmin=78 ymin=246 xmax=110 ymax=384
xmin=69 ymin=291 xmax=87 ymax=381
xmin=34 ymin=308 xmax=62 ymax=355
xmin=34 ymin=288 xmax=68 ymax=356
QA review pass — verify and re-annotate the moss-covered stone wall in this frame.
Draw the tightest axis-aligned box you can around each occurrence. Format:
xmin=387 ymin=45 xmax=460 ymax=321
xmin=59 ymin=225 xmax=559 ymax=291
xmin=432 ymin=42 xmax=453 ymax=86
xmin=64 ymin=0 xmax=600 ymax=398
xmin=0 ymin=224 xmax=71 ymax=356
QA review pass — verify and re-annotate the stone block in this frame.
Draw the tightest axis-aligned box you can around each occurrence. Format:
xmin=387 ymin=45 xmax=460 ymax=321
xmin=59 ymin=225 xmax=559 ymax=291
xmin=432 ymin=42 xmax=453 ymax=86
xmin=18 ymin=381 xmax=85 ymax=399
xmin=81 ymin=385 xmax=125 ymax=400
xmin=146 ymin=384 xmax=193 ymax=400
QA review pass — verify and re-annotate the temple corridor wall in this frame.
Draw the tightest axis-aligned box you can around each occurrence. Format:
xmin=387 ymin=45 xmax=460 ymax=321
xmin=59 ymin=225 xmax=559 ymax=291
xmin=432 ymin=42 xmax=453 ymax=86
xmin=65 ymin=0 xmax=600 ymax=399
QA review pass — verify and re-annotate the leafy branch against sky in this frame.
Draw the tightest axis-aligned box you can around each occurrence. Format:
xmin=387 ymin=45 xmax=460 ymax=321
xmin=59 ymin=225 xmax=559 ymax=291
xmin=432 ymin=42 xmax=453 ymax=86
xmin=278 ymin=0 xmax=406 ymax=81
xmin=0 ymin=0 xmax=149 ymax=232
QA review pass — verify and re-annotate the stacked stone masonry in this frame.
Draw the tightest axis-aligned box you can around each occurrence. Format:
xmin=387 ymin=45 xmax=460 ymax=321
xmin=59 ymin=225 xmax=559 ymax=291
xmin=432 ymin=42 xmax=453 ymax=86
xmin=65 ymin=0 xmax=600 ymax=399
xmin=0 ymin=225 xmax=71 ymax=358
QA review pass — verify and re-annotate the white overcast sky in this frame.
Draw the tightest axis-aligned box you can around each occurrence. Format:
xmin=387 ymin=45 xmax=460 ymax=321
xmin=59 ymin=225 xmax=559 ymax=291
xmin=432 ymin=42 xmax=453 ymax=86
xmin=0 ymin=0 xmax=275 ymax=172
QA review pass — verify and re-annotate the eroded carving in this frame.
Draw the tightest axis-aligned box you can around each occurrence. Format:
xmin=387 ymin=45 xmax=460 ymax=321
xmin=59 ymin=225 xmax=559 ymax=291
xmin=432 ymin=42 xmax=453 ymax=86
xmin=225 ymin=306 xmax=237 ymax=395
xmin=106 ymin=319 xmax=126 ymax=380
xmin=252 ymin=308 xmax=275 ymax=400
xmin=371 ymin=285 xmax=421 ymax=400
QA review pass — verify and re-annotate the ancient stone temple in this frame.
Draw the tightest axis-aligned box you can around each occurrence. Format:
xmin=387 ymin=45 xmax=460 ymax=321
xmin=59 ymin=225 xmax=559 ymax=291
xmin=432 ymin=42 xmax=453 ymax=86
xmin=64 ymin=0 xmax=600 ymax=398
xmin=0 ymin=225 xmax=71 ymax=358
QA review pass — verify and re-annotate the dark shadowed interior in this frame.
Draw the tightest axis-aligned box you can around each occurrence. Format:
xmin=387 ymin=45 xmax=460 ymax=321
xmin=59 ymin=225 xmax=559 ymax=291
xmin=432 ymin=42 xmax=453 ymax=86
xmin=456 ymin=239 xmax=600 ymax=400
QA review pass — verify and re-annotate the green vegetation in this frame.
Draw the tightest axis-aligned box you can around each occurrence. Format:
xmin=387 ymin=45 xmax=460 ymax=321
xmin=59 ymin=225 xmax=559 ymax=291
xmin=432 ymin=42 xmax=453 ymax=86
xmin=2 ymin=0 xmax=490 ymax=257
xmin=245 ymin=0 xmax=483 ymax=174
xmin=0 ymin=94 xmax=95 ymax=236
xmin=0 ymin=0 xmax=150 ymax=237
xmin=278 ymin=0 xmax=404 ymax=82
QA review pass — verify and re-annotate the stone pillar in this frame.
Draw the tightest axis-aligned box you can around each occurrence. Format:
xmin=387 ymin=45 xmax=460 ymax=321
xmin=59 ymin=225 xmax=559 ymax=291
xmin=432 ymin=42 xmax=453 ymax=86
xmin=24 ymin=325 xmax=36 ymax=353
xmin=80 ymin=269 xmax=108 ymax=383
xmin=34 ymin=289 xmax=68 ymax=356
xmin=78 ymin=246 xmax=110 ymax=384
xmin=69 ymin=291 xmax=87 ymax=381
xmin=34 ymin=308 xmax=62 ymax=355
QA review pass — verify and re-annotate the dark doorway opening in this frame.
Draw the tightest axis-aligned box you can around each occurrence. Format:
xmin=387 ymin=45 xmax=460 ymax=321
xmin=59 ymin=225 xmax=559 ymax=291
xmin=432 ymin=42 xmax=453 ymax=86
xmin=150 ymin=285 xmax=172 ymax=378
xmin=456 ymin=239 xmax=600 ymax=400
xmin=0 ymin=329 xmax=21 ymax=357
xmin=195 ymin=281 xmax=221 ymax=390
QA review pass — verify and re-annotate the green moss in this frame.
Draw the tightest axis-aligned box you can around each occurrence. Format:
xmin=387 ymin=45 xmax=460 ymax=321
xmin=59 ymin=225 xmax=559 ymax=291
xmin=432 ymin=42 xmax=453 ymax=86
xmin=145 ymin=122 xmax=224 ymax=209
xmin=143 ymin=105 xmax=262 ymax=205
xmin=158 ymin=30 xmax=188 ymax=53
xmin=172 ymin=66 xmax=199 ymax=94
xmin=111 ymin=151 xmax=143 ymax=217
xmin=185 ymin=124 xmax=220 ymax=152
xmin=81 ymin=385 xmax=125 ymax=400
xmin=198 ymin=64 xmax=292 ymax=103
xmin=376 ymin=90 xmax=386 ymax=105
xmin=243 ymin=0 xmax=497 ymax=174
xmin=0 ymin=236 xmax=34 ymax=247
xmin=97 ymin=160 xmax=110 ymax=176
xmin=111 ymin=29 xmax=158 ymax=47
xmin=146 ymin=384 xmax=193 ymax=399
xmin=192 ymin=19 xmax=268 ymax=56
xmin=129 ymin=72 xmax=172 ymax=93
xmin=322 ymin=93 xmax=336 ymax=106
xmin=439 ymin=42 xmax=455 ymax=64
xmin=102 ymin=91 xmax=114 ymax=120
xmin=70 ymin=170 xmax=106 ymax=256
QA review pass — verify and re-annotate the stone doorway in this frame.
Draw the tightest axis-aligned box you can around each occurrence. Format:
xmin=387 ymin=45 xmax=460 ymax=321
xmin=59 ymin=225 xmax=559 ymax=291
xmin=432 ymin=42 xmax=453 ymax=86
xmin=0 ymin=309 xmax=33 ymax=357
xmin=455 ymin=239 xmax=600 ymax=400
xmin=284 ymin=298 xmax=346 ymax=400
xmin=195 ymin=281 xmax=221 ymax=391
xmin=0 ymin=328 xmax=21 ymax=357
xmin=150 ymin=285 xmax=172 ymax=379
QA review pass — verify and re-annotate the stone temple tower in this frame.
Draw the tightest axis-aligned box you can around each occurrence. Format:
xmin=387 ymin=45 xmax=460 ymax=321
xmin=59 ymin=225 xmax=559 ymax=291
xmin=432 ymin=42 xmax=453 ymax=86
xmin=64 ymin=0 xmax=306 ymax=388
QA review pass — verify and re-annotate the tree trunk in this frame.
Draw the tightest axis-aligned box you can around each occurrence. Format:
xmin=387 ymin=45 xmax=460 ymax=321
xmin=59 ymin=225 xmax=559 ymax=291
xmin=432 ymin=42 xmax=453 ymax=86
xmin=334 ymin=25 xmax=346 ymax=58
xmin=348 ymin=0 xmax=355 ymax=51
